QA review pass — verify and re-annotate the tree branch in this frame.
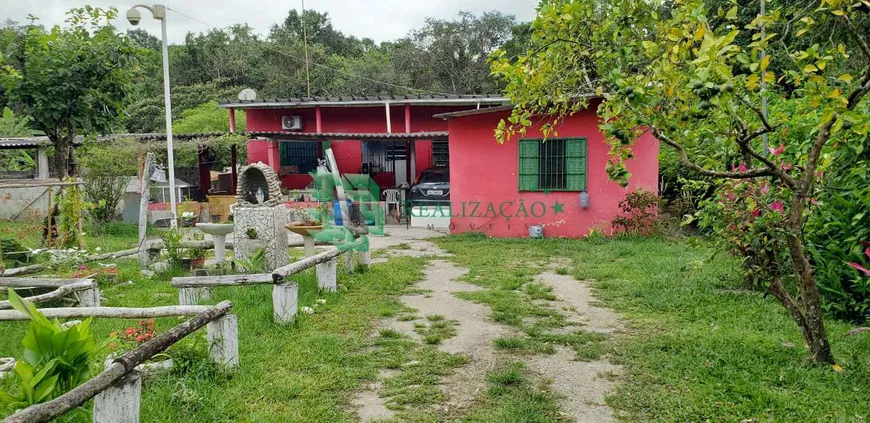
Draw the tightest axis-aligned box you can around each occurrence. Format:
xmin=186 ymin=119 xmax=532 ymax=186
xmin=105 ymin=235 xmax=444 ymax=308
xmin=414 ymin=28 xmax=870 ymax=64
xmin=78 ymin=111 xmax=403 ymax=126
xmin=652 ymin=128 xmax=778 ymax=179
xmin=840 ymin=16 xmax=870 ymax=61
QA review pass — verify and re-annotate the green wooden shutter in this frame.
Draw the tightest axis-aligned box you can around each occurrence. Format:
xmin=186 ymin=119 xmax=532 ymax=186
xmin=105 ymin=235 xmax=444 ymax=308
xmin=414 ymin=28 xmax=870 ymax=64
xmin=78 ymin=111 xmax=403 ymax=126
xmin=518 ymin=139 xmax=539 ymax=191
xmin=565 ymin=138 xmax=587 ymax=191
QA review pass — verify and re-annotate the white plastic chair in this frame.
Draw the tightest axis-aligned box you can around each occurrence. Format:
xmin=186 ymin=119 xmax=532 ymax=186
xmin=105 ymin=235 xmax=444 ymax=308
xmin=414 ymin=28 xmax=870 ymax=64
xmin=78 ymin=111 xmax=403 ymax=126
xmin=383 ymin=189 xmax=404 ymax=224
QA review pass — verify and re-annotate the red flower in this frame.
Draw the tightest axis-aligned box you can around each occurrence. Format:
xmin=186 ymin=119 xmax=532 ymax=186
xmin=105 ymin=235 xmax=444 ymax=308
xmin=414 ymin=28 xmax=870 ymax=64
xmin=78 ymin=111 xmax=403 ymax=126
xmin=770 ymin=201 xmax=785 ymax=213
xmin=125 ymin=328 xmax=134 ymax=336
xmin=751 ymin=208 xmax=761 ymax=217
xmin=135 ymin=335 xmax=145 ymax=342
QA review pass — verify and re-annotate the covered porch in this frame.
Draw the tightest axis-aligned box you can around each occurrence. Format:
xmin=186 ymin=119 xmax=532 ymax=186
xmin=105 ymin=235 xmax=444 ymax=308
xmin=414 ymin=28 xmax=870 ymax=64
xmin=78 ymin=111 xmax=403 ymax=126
xmin=247 ymin=131 xmax=449 ymax=192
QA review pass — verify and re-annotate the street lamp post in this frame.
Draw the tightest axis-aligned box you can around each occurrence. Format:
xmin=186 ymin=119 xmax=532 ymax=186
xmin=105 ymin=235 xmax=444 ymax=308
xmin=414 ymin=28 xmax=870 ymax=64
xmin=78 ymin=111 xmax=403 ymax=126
xmin=127 ymin=4 xmax=178 ymax=229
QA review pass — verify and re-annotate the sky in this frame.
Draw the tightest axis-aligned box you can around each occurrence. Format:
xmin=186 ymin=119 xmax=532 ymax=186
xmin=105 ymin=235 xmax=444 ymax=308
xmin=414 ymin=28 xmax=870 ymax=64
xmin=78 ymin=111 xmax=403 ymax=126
xmin=1 ymin=0 xmax=538 ymax=44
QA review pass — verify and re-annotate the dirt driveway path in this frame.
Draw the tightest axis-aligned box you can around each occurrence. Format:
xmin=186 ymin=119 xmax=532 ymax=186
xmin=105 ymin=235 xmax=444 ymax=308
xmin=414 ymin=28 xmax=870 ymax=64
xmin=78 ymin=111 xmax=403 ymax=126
xmin=353 ymin=235 xmax=623 ymax=422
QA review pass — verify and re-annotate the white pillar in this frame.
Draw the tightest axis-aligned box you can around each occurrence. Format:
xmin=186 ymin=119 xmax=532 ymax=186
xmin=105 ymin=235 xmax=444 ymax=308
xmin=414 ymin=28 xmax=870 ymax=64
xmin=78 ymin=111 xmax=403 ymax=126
xmin=272 ymin=282 xmax=298 ymax=324
xmin=213 ymin=234 xmax=227 ymax=263
xmin=36 ymin=146 xmax=50 ymax=179
xmin=316 ymin=259 xmax=337 ymax=292
xmin=206 ymin=314 xmax=239 ymax=369
xmin=93 ymin=369 xmax=141 ymax=423
xmin=178 ymin=287 xmax=211 ymax=305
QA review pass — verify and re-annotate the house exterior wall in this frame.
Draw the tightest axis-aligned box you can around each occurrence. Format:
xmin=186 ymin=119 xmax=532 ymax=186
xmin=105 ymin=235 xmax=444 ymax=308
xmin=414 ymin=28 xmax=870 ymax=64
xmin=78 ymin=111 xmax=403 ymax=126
xmin=446 ymin=103 xmax=659 ymax=238
xmin=243 ymin=105 xmax=469 ymax=189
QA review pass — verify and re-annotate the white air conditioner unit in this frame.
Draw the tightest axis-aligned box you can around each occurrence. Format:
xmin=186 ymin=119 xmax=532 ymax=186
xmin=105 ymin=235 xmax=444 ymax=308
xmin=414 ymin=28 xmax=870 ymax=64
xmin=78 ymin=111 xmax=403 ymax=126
xmin=281 ymin=115 xmax=303 ymax=131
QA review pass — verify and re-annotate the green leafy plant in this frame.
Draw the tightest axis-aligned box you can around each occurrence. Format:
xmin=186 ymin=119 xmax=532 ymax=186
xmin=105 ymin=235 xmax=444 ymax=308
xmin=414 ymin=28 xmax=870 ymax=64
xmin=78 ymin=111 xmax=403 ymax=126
xmin=245 ymin=228 xmax=258 ymax=240
xmin=0 ymin=360 xmax=59 ymax=409
xmin=56 ymin=181 xmax=93 ymax=249
xmin=0 ymin=289 xmax=103 ymax=409
xmin=162 ymin=228 xmax=184 ymax=265
xmin=235 ymin=248 xmax=266 ymax=273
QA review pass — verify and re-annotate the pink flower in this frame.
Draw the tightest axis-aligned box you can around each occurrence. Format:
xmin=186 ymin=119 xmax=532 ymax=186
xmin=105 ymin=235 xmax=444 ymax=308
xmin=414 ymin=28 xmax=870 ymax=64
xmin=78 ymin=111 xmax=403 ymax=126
xmin=768 ymin=144 xmax=785 ymax=156
xmin=760 ymin=182 xmax=770 ymax=194
xmin=847 ymin=262 xmax=870 ymax=276
xmin=738 ymin=163 xmax=748 ymax=172
xmin=770 ymin=201 xmax=785 ymax=213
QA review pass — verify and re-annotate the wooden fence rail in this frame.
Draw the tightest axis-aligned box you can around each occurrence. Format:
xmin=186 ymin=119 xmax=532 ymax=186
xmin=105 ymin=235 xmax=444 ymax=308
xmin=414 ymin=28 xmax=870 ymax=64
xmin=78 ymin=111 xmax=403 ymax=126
xmin=0 ymin=280 xmax=98 ymax=310
xmin=170 ymin=247 xmax=354 ymax=324
xmin=0 ymin=301 xmax=235 ymax=423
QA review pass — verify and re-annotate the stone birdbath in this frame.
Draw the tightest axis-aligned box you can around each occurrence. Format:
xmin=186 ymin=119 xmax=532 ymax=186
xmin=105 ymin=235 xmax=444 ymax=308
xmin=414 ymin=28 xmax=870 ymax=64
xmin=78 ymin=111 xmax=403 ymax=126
xmin=195 ymin=223 xmax=235 ymax=263
xmin=285 ymin=221 xmax=323 ymax=257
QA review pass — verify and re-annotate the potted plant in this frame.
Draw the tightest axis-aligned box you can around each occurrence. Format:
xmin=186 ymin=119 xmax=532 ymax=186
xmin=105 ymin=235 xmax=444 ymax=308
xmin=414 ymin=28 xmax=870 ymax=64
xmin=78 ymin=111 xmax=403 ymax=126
xmin=189 ymin=248 xmax=206 ymax=270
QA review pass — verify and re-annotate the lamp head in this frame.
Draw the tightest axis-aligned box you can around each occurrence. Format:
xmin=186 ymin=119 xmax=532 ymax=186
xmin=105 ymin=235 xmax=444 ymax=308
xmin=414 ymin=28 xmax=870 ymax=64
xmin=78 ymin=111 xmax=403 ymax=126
xmin=126 ymin=8 xmax=142 ymax=26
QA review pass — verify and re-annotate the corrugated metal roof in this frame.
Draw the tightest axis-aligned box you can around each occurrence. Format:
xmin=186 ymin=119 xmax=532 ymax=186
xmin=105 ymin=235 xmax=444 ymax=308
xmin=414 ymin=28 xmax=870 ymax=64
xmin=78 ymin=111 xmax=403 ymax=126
xmin=433 ymin=105 xmax=516 ymax=120
xmin=248 ymin=131 xmax=449 ymax=140
xmin=0 ymin=137 xmax=53 ymax=148
xmin=219 ymin=94 xmax=508 ymax=109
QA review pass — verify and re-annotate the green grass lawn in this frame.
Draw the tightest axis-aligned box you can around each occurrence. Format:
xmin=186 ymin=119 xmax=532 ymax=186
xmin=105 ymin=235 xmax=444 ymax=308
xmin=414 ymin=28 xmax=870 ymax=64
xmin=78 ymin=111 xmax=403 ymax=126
xmin=435 ymin=234 xmax=870 ymax=423
xmin=2 ymin=220 xmax=141 ymax=258
xmin=2 ymin=232 xmax=869 ymax=422
xmin=1 ymin=254 xmax=432 ymax=422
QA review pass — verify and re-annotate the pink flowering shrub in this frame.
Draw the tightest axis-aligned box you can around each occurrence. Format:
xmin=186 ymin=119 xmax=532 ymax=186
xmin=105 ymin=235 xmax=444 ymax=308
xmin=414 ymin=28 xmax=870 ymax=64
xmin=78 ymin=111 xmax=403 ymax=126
xmin=698 ymin=176 xmax=793 ymax=290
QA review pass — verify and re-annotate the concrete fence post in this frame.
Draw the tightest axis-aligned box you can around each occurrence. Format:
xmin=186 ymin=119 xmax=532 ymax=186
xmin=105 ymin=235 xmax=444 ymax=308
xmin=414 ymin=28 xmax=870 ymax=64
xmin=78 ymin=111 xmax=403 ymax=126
xmin=343 ymin=250 xmax=356 ymax=274
xmin=206 ymin=314 xmax=239 ymax=369
xmin=77 ymin=285 xmax=101 ymax=307
xmin=316 ymin=259 xmax=337 ymax=292
xmin=178 ymin=287 xmax=212 ymax=306
xmin=272 ymin=282 xmax=298 ymax=324
xmin=93 ymin=369 xmax=141 ymax=423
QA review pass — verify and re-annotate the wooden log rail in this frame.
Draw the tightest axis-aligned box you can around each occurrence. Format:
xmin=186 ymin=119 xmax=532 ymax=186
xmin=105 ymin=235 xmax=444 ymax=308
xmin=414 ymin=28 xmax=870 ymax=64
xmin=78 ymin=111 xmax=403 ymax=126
xmin=0 ymin=280 xmax=98 ymax=310
xmin=0 ymin=301 xmax=236 ymax=423
xmin=170 ymin=247 xmax=355 ymax=324
xmin=0 ymin=278 xmax=100 ymax=307
xmin=0 ymin=248 xmax=139 ymax=278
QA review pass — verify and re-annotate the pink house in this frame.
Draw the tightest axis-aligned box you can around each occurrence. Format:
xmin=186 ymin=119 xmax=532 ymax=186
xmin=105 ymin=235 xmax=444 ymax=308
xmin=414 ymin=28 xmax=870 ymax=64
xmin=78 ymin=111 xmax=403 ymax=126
xmin=433 ymin=99 xmax=659 ymax=238
xmin=220 ymin=95 xmax=658 ymax=238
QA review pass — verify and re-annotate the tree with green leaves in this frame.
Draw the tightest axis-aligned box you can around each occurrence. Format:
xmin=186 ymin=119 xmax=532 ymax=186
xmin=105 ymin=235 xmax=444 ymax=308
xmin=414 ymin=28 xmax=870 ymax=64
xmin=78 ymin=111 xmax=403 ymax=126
xmin=493 ymin=0 xmax=870 ymax=364
xmin=0 ymin=7 xmax=139 ymax=179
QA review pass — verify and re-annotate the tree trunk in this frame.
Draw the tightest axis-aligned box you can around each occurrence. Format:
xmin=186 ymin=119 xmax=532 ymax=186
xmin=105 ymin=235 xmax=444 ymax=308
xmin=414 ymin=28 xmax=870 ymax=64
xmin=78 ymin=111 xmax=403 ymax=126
xmin=51 ymin=134 xmax=73 ymax=180
xmin=785 ymin=194 xmax=835 ymax=364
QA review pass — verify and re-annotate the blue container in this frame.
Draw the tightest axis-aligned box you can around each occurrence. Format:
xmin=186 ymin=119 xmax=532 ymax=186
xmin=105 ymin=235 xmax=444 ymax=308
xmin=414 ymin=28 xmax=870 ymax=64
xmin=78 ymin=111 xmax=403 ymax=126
xmin=333 ymin=199 xmax=353 ymax=225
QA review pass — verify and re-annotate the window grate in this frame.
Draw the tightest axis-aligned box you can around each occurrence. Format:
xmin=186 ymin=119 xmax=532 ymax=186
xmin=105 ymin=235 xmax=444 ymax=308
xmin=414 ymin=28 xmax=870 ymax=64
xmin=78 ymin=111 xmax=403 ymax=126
xmin=518 ymin=138 xmax=587 ymax=192
xmin=279 ymin=141 xmax=319 ymax=173
xmin=433 ymin=141 xmax=449 ymax=167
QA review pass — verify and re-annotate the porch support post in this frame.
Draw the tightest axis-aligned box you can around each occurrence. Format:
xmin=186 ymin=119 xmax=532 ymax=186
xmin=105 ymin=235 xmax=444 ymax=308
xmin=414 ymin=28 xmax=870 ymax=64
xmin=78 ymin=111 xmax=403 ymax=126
xmin=197 ymin=146 xmax=211 ymax=196
xmin=405 ymin=141 xmax=412 ymax=185
xmin=404 ymin=103 xmax=411 ymax=133
xmin=230 ymin=144 xmax=238 ymax=194
xmin=36 ymin=145 xmax=50 ymax=179
xmin=384 ymin=102 xmax=392 ymax=133
xmin=267 ymin=138 xmax=279 ymax=169
xmin=228 ymin=107 xmax=236 ymax=133
xmin=315 ymin=105 xmax=322 ymax=134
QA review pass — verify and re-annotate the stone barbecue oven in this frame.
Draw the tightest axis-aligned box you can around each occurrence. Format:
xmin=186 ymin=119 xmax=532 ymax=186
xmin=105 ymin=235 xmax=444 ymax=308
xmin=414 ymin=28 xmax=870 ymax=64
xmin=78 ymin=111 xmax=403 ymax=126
xmin=233 ymin=161 xmax=288 ymax=271
xmin=236 ymin=162 xmax=282 ymax=207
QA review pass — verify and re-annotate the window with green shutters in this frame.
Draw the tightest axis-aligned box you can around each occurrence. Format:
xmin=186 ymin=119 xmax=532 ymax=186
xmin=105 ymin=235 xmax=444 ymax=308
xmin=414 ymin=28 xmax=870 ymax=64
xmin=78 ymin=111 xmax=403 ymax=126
xmin=517 ymin=138 xmax=587 ymax=191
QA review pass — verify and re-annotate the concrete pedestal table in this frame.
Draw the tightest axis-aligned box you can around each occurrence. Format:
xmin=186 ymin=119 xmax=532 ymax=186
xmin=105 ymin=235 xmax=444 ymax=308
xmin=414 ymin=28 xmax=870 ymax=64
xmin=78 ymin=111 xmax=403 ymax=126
xmin=286 ymin=224 xmax=323 ymax=257
xmin=195 ymin=223 xmax=235 ymax=263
